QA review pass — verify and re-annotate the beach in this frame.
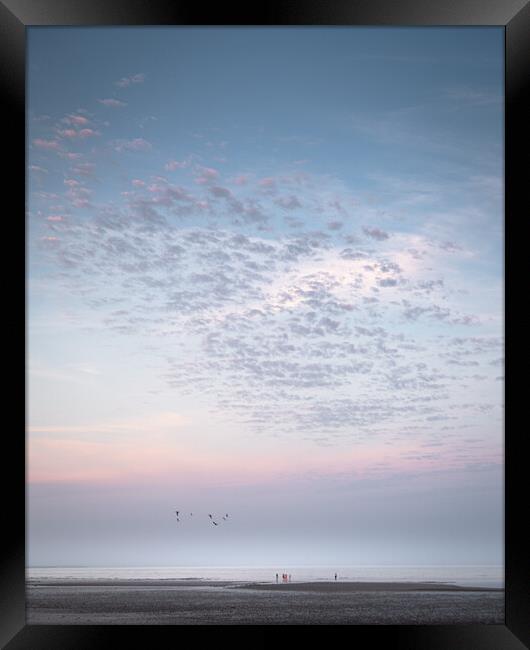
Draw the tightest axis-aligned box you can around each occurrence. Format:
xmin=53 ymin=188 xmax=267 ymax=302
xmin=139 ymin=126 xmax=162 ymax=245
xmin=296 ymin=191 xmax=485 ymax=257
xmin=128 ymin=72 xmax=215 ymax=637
xmin=26 ymin=580 xmax=504 ymax=625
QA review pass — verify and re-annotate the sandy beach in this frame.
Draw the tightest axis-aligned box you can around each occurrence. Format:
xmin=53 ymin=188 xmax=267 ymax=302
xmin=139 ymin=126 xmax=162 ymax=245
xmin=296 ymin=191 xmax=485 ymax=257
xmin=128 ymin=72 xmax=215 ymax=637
xmin=26 ymin=580 xmax=504 ymax=625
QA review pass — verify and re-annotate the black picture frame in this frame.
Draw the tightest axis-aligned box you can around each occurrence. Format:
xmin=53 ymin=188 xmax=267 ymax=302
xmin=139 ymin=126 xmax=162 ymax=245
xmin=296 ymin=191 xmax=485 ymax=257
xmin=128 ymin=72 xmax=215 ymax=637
xmin=2 ymin=0 xmax=528 ymax=647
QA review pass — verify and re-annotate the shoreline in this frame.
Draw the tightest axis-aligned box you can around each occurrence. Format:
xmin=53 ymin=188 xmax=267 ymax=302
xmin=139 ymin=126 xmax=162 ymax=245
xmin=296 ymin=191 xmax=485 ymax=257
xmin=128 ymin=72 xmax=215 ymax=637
xmin=27 ymin=578 xmax=503 ymax=592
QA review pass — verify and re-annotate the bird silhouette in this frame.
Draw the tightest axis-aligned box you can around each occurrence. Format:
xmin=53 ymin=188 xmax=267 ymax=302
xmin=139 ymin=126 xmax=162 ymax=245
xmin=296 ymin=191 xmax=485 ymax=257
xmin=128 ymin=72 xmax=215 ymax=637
xmin=171 ymin=510 xmax=231 ymax=526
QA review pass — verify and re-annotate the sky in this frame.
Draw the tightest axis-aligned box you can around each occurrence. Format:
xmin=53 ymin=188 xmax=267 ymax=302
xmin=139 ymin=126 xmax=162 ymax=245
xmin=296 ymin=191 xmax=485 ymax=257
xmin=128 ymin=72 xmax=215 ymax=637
xmin=27 ymin=27 xmax=504 ymax=568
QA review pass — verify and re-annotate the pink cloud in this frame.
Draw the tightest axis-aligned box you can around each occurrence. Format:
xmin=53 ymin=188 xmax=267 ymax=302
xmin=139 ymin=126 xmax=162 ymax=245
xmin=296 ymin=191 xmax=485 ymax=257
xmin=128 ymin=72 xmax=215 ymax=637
xmin=233 ymin=174 xmax=249 ymax=185
xmin=147 ymin=183 xmax=165 ymax=193
xmin=115 ymin=73 xmax=146 ymax=88
xmin=162 ymin=183 xmax=193 ymax=203
xmin=275 ymin=195 xmax=302 ymax=210
xmin=57 ymin=128 xmax=100 ymax=139
xmin=33 ymin=138 xmax=61 ymax=151
xmin=35 ymin=192 xmax=59 ymax=200
xmin=166 ymin=185 xmax=193 ymax=202
xmin=280 ymin=171 xmax=309 ymax=185
xmin=72 ymin=163 xmax=96 ymax=176
xmin=64 ymin=179 xmax=80 ymax=187
xmin=209 ymin=185 xmax=234 ymax=200
xmin=27 ymin=431 xmax=435 ymax=487
xmin=27 ymin=434 xmax=276 ymax=485
xmin=63 ymin=114 xmax=90 ymax=126
xmin=46 ymin=215 xmax=64 ymax=222
xmin=66 ymin=184 xmax=92 ymax=209
xmin=194 ymin=166 xmax=219 ymax=185
xmin=72 ymin=198 xmax=91 ymax=208
xmin=79 ymin=128 xmax=100 ymax=138
xmin=112 ymin=138 xmax=152 ymax=152
xmin=98 ymin=98 xmax=127 ymax=107
xmin=363 ymin=226 xmax=390 ymax=241
xmin=128 ymin=178 xmax=195 ymax=210
xmin=258 ymin=177 xmax=277 ymax=194
xmin=57 ymin=129 xmax=77 ymax=138
xmin=165 ymin=160 xmax=188 ymax=171
xmin=132 ymin=179 xmax=146 ymax=187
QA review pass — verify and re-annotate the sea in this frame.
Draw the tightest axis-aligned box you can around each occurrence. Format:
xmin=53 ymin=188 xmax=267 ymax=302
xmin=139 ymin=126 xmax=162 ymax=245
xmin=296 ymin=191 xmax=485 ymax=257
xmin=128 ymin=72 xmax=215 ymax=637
xmin=27 ymin=564 xmax=504 ymax=588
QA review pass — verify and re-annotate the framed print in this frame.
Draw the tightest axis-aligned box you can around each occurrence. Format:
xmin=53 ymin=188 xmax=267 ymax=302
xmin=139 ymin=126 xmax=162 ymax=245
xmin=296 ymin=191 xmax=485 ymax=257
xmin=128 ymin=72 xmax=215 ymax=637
xmin=1 ymin=0 xmax=528 ymax=647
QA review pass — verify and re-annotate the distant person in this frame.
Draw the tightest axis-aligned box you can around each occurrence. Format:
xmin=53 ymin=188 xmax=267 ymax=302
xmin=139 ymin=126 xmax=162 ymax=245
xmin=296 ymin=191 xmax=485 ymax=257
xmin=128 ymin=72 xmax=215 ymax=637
xmin=275 ymin=573 xmax=278 ymax=584
xmin=288 ymin=574 xmax=291 ymax=582
xmin=334 ymin=572 xmax=337 ymax=581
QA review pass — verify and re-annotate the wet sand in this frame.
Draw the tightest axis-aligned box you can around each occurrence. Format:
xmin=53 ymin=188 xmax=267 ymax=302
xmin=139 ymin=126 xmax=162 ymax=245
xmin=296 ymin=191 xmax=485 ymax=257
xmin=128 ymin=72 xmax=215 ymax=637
xmin=26 ymin=580 xmax=504 ymax=625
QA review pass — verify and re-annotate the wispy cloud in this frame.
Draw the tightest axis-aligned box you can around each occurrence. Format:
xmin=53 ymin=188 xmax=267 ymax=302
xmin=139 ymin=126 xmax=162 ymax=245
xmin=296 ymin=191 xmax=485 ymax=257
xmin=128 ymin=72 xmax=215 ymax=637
xmin=194 ymin=166 xmax=219 ymax=184
xmin=57 ymin=128 xmax=100 ymax=139
xmin=443 ymin=86 xmax=502 ymax=108
xmin=363 ymin=226 xmax=390 ymax=241
xmin=115 ymin=73 xmax=146 ymax=88
xmin=98 ymin=98 xmax=127 ymax=108
xmin=29 ymin=411 xmax=188 ymax=436
xmin=33 ymin=138 xmax=61 ymax=150
xmin=165 ymin=159 xmax=189 ymax=171
xmin=62 ymin=114 xmax=90 ymax=126
xmin=111 ymin=138 xmax=152 ymax=152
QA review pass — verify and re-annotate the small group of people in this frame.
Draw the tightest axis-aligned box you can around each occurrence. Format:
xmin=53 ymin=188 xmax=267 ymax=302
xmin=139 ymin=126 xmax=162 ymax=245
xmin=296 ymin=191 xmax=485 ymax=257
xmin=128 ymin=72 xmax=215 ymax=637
xmin=275 ymin=573 xmax=291 ymax=583
xmin=274 ymin=572 xmax=338 ymax=582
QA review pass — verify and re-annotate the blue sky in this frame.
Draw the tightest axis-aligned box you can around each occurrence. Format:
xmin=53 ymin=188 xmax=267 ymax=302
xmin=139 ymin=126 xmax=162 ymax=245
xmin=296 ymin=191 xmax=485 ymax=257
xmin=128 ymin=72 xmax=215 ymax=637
xmin=27 ymin=27 xmax=504 ymax=568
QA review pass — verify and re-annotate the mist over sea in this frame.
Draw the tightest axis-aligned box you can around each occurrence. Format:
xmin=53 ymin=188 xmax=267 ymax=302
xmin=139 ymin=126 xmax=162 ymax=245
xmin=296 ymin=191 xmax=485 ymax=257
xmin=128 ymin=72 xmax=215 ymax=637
xmin=27 ymin=564 xmax=503 ymax=588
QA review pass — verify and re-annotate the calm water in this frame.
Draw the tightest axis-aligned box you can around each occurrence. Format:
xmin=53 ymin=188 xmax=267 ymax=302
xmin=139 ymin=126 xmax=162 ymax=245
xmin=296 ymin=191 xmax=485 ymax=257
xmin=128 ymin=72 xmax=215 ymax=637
xmin=27 ymin=565 xmax=504 ymax=588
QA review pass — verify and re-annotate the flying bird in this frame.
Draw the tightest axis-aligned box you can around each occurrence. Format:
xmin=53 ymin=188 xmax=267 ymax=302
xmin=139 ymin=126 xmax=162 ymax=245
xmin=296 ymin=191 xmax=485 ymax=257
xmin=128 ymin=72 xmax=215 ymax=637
xmin=171 ymin=510 xmax=228 ymax=526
